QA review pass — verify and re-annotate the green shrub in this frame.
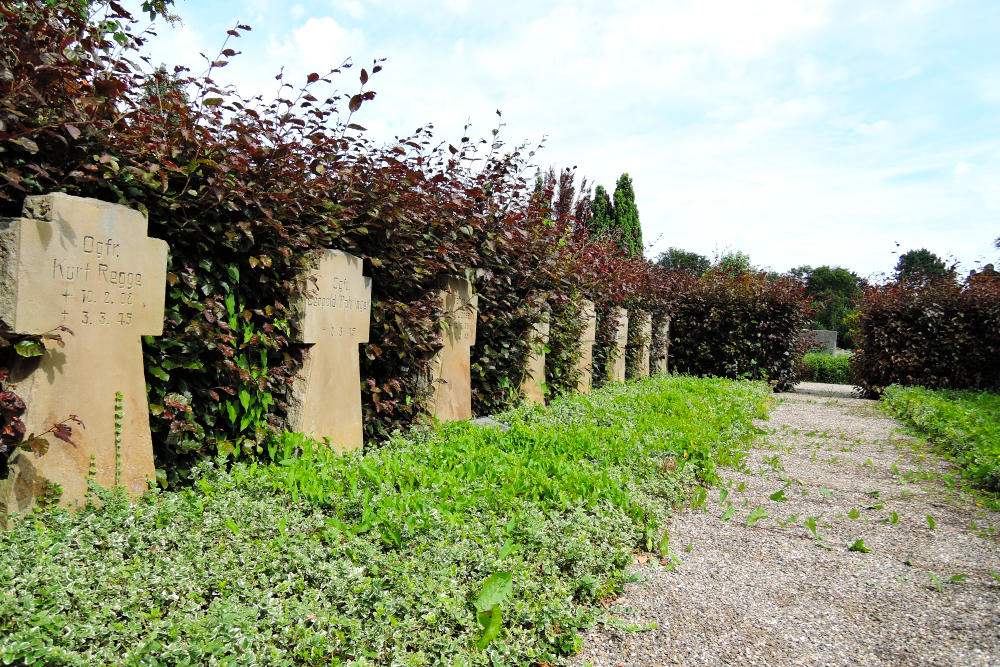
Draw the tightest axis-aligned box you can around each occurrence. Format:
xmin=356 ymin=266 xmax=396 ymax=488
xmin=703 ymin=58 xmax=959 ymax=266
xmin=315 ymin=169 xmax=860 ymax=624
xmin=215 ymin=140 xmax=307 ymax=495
xmin=0 ymin=375 xmax=771 ymax=665
xmin=799 ymin=352 xmax=850 ymax=384
xmin=883 ymin=384 xmax=1000 ymax=492
xmin=667 ymin=269 xmax=814 ymax=390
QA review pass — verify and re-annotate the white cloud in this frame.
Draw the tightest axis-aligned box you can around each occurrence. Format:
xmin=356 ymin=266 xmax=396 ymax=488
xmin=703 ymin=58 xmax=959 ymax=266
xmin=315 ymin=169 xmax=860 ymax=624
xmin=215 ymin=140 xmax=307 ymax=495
xmin=331 ymin=0 xmax=365 ymax=20
xmin=267 ymin=17 xmax=367 ymax=73
xmin=855 ymin=120 xmax=891 ymax=137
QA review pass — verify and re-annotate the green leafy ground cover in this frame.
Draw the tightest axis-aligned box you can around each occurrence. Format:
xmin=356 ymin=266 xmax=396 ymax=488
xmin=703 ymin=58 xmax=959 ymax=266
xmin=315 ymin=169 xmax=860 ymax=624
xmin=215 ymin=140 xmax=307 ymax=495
xmin=799 ymin=351 xmax=851 ymax=384
xmin=883 ymin=384 xmax=1000 ymax=492
xmin=0 ymin=375 xmax=770 ymax=666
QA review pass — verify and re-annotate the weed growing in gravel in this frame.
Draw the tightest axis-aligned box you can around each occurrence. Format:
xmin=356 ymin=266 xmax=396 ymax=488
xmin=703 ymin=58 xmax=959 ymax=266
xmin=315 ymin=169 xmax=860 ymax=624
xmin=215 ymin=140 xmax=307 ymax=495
xmin=926 ymin=514 xmax=936 ymax=530
xmin=848 ymin=539 xmax=871 ymax=553
xmin=746 ymin=507 xmax=769 ymax=526
xmin=768 ymin=487 xmax=790 ymax=502
xmin=0 ymin=375 xmax=773 ymax=665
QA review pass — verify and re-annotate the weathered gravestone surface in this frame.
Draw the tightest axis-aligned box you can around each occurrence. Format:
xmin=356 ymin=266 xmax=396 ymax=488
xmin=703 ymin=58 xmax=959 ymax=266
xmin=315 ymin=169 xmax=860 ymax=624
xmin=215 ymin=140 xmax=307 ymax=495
xmin=287 ymin=250 xmax=371 ymax=452
xmin=610 ymin=307 xmax=628 ymax=383
xmin=653 ymin=316 xmax=671 ymax=374
xmin=800 ymin=329 xmax=837 ymax=353
xmin=520 ymin=312 xmax=549 ymax=405
xmin=427 ymin=276 xmax=477 ymax=422
xmin=574 ymin=300 xmax=596 ymax=393
xmin=0 ymin=194 xmax=167 ymax=516
xmin=635 ymin=310 xmax=652 ymax=378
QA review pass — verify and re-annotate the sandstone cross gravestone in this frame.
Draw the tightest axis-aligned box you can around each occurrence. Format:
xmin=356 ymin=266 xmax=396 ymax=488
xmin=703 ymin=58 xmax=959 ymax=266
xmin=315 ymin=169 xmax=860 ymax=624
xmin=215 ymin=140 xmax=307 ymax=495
xmin=610 ymin=307 xmax=628 ymax=383
xmin=653 ymin=316 xmax=671 ymax=374
xmin=287 ymin=250 xmax=371 ymax=452
xmin=520 ymin=311 xmax=549 ymax=405
xmin=428 ymin=276 xmax=477 ymax=422
xmin=0 ymin=194 xmax=167 ymax=515
xmin=635 ymin=310 xmax=652 ymax=378
xmin=574 ymin=300 xmax=596 ymax=393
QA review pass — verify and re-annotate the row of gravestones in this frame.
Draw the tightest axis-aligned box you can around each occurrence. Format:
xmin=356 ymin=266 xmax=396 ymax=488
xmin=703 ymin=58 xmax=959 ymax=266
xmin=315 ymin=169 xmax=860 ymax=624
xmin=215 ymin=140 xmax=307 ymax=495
xmin=0 ymin=194 xmax=669 ymax=518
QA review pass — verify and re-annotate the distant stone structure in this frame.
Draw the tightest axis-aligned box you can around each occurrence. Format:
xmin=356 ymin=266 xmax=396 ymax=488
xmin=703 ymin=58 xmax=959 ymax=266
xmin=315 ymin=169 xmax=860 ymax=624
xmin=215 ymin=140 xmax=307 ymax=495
xmin=610 ymin=307 xmax=628 ymax=383
xmin=653 ymin=316 xmax=670 ymax=374
xmin=634 ymin=310 xmax=652 ymax=377
xmin=427 ymin=276 xmax=477 ymax=422
xmin=521 ymin=312 xmax=549 ymax=405
xmin=574 ymin=301 xmax=597 ymax=393
xmin=800 ymin=329 xmax=837 ymax=353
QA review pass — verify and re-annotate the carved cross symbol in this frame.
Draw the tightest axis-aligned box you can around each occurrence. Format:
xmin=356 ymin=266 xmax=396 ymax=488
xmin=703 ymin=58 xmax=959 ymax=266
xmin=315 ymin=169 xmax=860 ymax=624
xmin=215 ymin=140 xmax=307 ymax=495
xmin=288 ymin=250 xmax=371 ymax=451
xmin=0 ymin=193 xmax=167 ymax=510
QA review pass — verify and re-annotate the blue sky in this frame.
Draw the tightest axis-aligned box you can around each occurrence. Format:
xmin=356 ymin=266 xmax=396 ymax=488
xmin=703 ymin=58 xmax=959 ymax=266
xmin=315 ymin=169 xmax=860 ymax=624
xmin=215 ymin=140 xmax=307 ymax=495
xmin=133 ymin=0 xmax=999 ymax=280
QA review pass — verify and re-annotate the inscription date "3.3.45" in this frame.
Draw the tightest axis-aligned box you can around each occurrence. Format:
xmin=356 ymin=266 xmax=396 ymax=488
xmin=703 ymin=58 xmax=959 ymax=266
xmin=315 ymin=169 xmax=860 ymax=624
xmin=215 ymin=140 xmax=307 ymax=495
xmin=51 ymin=235 xmax=144 ymax=328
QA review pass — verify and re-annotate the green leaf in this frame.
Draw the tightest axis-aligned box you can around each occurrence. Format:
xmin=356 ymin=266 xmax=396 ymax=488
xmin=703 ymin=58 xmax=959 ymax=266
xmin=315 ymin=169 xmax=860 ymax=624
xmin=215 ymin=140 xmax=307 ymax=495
xmin=768 ymin=489 xmax=788 ymax=502
xmin=475 ymin=605 xmax=502 ymax=650
xmin=13 ymin=339 xmax=44 ymax=357
xmin=848 ymin=508 xmax=860 ymax=519
xmin=473 ymin=572 xmax=512 ymax=649
xmin=148 ymin=366 xmax=169 ymax=381
xmin=473 ymin=572 xmax=512 ymax=614
xmin=889 ymin=511 xmax=899 ymax=525
xmin=945 ymin=573 xmax=966 ymax=583
xmin=926 ymin=514 xmax=936 ymax=530
xmin=238 ymin=388 xmax=251 ymax=410
xmin=848 ymin=538 xmax=870 ymax=553
xmin=746 ymin=506 xmax=768 ymax=527
xmin=720 ymin=506 xmax=735 ymax=522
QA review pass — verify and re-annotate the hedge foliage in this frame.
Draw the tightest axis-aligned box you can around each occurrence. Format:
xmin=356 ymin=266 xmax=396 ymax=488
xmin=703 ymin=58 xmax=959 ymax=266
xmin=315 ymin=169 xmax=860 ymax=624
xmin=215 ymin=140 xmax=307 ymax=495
xmin=667 ymin=269 xmax=813 ymax=390
xmin=0 ymin=1 xmax=677 ymax=480
xmin=850 ymin=276 xmax=1000 ymax=397
xmin=798 ymin=351 xmax=850 ymax=384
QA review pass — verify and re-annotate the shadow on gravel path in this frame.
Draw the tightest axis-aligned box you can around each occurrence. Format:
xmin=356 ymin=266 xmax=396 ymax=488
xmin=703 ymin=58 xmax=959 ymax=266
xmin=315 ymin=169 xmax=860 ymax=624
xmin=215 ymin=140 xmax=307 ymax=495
xmin=573 ymin=383 xmax=1000 ymax=667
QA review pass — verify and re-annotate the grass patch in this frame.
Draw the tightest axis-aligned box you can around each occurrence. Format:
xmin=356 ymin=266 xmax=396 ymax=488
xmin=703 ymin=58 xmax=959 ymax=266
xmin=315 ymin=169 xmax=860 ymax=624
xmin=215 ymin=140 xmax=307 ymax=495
xmin=798 ymin=351 xmax=851 ymax=384
xmin=0 ymin=374 xmax=771 ymax=665
xmin=883 ymin=384 xmax=1000 ymax=492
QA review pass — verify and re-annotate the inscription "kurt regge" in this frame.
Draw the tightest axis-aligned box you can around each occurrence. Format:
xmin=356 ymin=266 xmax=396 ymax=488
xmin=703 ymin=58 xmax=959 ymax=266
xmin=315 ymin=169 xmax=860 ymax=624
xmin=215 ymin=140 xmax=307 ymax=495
xmin=50 ymin=235 xmax=144 ymax=328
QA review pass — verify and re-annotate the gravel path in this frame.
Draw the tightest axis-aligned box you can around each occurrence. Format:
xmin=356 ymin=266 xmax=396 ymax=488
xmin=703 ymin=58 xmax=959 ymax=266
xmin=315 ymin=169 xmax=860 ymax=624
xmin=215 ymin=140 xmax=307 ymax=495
xmin=572 ymin=382 xmax=1000 ymax=666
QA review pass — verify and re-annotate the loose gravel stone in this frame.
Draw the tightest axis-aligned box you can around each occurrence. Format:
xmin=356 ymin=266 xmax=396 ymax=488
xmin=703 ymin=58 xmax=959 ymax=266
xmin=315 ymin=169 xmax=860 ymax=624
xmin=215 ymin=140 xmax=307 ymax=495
xmin=572 ymin=382 xmax=1000 ymax=666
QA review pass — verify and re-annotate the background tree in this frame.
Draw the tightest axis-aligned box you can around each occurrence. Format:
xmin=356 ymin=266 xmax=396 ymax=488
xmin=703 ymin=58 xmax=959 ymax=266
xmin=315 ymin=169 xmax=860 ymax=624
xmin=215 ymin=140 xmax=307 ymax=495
xmin=612 ymin=173 xmax=642 ymax=256
xmin=655 ymin=247 xmax=710 ymax=276
xmin=800 ymin=265 xmax=863 ymax=348
xmin=587 ymin=185 xmax=613 ymax=236
xmin=716 ymin=250 xmax=752 ymax=274
xmin=894 ymin=248 xmax=954 ymax=282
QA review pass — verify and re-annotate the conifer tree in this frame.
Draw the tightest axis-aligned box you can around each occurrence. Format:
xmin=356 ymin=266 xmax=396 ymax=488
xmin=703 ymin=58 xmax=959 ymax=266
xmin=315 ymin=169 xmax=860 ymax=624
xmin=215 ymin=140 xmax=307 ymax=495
xmin=612 ymin=173 xmax=642 ymax=256
xmin=588 ymin=185 xmax=614 ymax=236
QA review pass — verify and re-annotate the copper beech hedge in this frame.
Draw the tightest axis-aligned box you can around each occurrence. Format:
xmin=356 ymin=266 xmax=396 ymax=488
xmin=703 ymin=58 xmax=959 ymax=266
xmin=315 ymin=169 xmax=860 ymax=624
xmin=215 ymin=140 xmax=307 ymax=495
xmin=1 ymin=1 xmax=812 ymax=480
xmin=851 ymin=276 xmax=1000 ymax=397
